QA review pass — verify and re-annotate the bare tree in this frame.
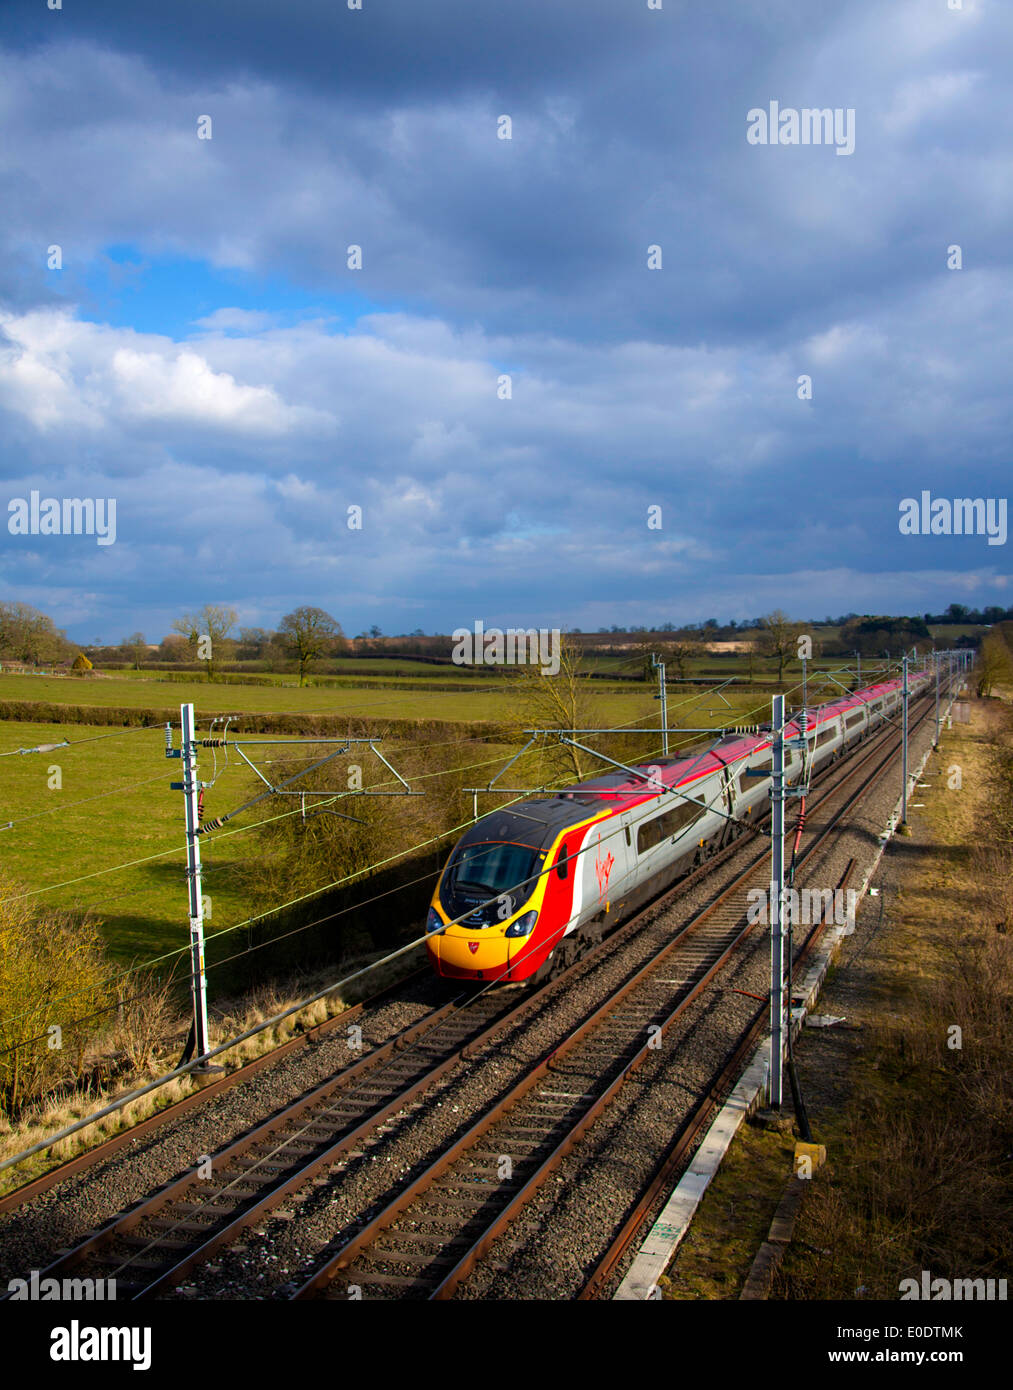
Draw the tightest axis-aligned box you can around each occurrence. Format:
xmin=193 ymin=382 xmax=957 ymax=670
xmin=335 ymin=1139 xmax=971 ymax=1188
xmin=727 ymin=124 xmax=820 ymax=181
xmin=0 ymin=602 xmax=70 ymax=666
xmin=507 ymin=635 xmax=596 ymax=783
xmin=172 ymin=604 xmax=238 ymax=681
xmin=758 ymin=609 xmax=803 ymax=683
xmin=631 ymin=637 xmax=701 ymax=682
xmin=277 ymin=606 xmax=345 ymax=685
xmin=664 ymin=639 xmax=703 ymax=680
xmin=121 ymin=631 xmax=147 ymax=670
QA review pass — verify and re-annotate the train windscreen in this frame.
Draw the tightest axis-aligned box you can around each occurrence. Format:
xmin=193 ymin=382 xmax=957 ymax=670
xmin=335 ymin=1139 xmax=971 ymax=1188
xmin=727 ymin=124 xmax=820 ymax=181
xmin=446 ymin=841 xmax=539 ymax=905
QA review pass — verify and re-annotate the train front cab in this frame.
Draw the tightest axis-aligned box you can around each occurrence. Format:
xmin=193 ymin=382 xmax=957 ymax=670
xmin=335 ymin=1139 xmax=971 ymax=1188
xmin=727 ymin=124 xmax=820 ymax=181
xmin=425 ymin=831 xmax=571 ymax=983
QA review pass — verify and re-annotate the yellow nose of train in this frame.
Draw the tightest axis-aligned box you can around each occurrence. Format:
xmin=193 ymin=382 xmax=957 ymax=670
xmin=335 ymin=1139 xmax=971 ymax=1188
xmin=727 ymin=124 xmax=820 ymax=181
xmin=426 ymin=922 xmax=513 ymax=980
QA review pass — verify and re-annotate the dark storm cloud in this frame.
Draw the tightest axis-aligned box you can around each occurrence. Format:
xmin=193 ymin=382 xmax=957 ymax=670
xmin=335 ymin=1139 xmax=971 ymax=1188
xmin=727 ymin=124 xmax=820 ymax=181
xmin=1 ymin=0 xmax=1012 ymax=639
xmin=4 ymin=4 xmax=1011 ymax=348
xmin=4 ymin=0 xmax=674 ymax=101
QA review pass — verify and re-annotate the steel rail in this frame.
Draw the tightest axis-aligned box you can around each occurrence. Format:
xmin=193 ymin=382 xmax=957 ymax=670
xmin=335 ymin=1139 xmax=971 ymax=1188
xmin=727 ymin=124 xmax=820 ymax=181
xmin=576 ymin=689 xmax=944 ymax=1295
xmin=426 ymin=726 xmax=919 ymax=1299
xmin=15 ymin=812 xmax=767 ymax=1303
xmin=1 ymin=681 xmax=924 ymax=1215
xmin=495 ymin=699 xmax=939 ymax=1300
xmin=11 ymin=985 xmax=547 ymax=1299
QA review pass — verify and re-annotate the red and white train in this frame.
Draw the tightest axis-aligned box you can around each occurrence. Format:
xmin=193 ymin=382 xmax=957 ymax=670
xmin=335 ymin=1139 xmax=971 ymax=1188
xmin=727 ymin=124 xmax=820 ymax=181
xmin=425 ymin=671 xmax=928 ymax=983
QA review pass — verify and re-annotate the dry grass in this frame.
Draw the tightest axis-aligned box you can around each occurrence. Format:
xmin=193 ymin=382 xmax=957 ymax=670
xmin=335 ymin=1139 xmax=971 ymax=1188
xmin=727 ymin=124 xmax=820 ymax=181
xmin=658 ymin=1122 xmax=797 ymax=1299
xmin=775 ymin=693 xmax=1013 ymax=1299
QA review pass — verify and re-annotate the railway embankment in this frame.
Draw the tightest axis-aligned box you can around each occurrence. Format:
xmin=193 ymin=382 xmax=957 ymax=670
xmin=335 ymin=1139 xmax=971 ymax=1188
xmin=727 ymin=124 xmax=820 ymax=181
xmin=655 ymin=693 xmax=1012 ymax=1300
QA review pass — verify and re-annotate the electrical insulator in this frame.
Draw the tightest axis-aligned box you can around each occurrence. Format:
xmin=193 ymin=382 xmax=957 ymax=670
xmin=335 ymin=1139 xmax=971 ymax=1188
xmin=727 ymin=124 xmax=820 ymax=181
xmin=197 ymin=814 xmax=228 ymax=835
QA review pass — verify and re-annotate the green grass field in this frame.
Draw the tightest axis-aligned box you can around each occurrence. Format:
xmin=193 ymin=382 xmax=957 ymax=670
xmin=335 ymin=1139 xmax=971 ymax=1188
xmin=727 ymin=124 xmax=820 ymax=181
xmin=927 ymin=625 xmax=981 ymax=643
xmin=0 ymin=671 xmax=657 ymax=725
xmin=0 ymin=719 xmax=270 ymax=973
xmin=86 ymin=658 xmax=505 ymax=685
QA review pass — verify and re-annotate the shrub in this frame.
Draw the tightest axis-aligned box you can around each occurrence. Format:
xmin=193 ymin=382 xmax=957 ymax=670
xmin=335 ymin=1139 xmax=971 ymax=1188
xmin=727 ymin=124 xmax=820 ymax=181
xmin=0 ymin=879 xmax=112 ymax=1116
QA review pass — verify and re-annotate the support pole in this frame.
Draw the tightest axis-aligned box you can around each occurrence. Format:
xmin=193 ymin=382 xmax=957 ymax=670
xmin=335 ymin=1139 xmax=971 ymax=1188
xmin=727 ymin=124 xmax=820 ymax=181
xmin=651 ymin=654 xmax=669 ymax=756
xmin=901 ymin=654 xmax=909 ymax=825
xmin=934 ymin=651 xmax=940 ymax=747
xmin=181 ymin=703 xmax=211 ymax=1063
xmin=769 ymin=694 xmax=786 ymax=1108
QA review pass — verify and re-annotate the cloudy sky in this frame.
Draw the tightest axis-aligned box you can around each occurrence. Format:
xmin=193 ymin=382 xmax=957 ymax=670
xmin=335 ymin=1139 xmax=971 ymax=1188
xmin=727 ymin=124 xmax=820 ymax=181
xmin=1 ymin=0 xmax=1010 ymax=643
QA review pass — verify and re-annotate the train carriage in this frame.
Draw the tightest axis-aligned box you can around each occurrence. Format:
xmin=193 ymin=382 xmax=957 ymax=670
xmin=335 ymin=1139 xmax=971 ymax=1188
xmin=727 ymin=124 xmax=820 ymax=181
xmin=426 ymin=670 xmax=929 ymax=983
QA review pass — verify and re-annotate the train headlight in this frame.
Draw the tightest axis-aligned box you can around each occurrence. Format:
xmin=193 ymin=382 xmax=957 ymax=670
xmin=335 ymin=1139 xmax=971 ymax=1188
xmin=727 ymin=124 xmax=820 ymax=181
xmin=426 ymin=907 xmax=444 ymax=934
xmin=505 ymin=910 xmax=538 ymax=938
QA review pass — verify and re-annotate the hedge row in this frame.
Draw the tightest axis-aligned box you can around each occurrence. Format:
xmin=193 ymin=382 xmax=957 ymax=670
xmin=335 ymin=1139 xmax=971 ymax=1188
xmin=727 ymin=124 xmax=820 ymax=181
xmin=0 ymin=698 xmax=509 ymax=743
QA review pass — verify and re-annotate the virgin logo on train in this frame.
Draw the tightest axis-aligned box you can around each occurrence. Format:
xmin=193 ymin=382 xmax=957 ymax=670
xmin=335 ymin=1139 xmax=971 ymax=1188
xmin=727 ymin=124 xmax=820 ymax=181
xmin=595 ymin=845 xmax=615 ymax=898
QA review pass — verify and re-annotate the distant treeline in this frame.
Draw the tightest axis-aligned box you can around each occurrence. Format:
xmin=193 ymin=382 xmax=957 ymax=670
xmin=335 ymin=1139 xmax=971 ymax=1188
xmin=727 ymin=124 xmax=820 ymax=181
xmin=0 ymin=598 xmax=996 ymax=676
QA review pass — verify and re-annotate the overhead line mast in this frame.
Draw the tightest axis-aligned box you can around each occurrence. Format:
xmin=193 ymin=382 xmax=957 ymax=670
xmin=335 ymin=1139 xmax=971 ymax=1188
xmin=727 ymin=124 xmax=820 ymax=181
xmin=165 ymin=707 xmax=420 ymax=1068
xmin=166 ymin=704 xmax=214 ymax=1070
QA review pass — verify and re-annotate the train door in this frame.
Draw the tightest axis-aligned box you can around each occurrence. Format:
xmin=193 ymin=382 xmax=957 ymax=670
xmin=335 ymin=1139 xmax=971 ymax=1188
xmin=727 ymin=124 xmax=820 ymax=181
xmin=614 ymin=811 xmax=634 ymax=904
xmin=720 ymin=770 xmax=736 ymax=844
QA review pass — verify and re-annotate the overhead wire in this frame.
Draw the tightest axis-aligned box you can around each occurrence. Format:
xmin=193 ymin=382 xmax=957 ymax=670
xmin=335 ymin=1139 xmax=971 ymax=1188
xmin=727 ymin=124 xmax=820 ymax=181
xmin=0 ymin=723 xmax=529 ymax=904
xmin=0 ymin=662 xmax=795 ymax=921
xmin=0 ymin=662 xmax=893 ymax=1035
xmin=0 ymin=723 xmax=161 ymax=757
xmin=0 ymin=666 xmax=678 ymax=1032
xmin=0 ymin=772 xmax=170 ymax=831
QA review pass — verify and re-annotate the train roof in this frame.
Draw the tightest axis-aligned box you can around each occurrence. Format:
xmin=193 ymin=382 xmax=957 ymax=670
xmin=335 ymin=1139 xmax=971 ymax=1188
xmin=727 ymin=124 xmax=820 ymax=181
xmin=457 ymin=673 xmax=925 ymax=849
xmin=453 ymin=800 xmax=599 ymax=851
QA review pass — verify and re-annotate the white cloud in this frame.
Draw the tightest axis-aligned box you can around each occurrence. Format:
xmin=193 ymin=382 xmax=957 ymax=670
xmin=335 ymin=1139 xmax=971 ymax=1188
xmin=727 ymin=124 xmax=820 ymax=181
xmin=1 ymin=0 xmax=1012 ymax=641
xmin=110 ymin=346 xmax=301 ymax=433
xmin=0 ymin=308 xmax=335 ymax=437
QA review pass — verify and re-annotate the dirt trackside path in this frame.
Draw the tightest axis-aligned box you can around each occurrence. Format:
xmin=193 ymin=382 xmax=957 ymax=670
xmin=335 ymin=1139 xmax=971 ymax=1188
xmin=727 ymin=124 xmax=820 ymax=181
xmin=657 ymin=694 xmax=1013 ymax=1300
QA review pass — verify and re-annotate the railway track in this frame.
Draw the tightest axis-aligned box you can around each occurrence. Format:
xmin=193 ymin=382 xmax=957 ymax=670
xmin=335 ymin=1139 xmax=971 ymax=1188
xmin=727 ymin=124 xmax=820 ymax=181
xmin=7 ymin=982 xmax=563 ymax=1298
xmin=1 ymin=695 xmax=933 ymax=1300
xmin=294 ymin=697 xmax=935 ymax=1300
xmin=0 ymin=733 xmax=776 ymax=1222
xmin=0 ymin=834 xmax=767 ymax=1296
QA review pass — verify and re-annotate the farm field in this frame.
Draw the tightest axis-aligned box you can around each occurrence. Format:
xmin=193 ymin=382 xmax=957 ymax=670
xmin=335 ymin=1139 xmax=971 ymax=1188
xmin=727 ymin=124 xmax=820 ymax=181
xmin=926 ymin=624 xmax=982 ymax=643
xmin=0 ymin=671 xmax=657 ymax=725
xmin=65 ymin=659 xmax=504 ymax=684
xmin=1 ymin=718 xmax=285 ymax=975
xmin=0 ymin=632 xmax=965 ymax=1014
